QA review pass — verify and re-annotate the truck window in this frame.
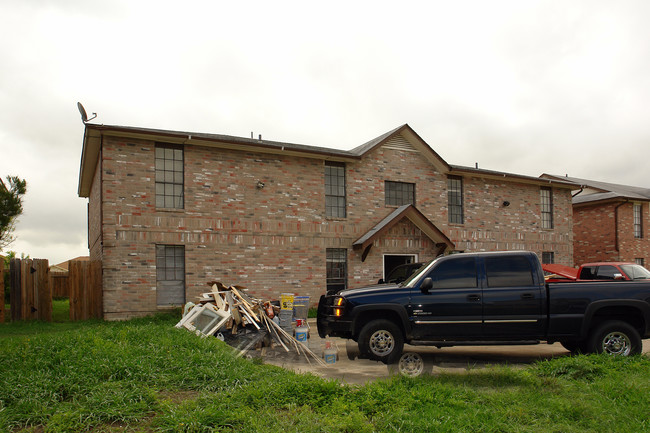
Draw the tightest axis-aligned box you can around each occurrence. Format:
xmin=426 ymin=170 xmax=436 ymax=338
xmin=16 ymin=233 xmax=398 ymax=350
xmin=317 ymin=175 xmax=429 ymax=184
xmin=485 ymin=256 xmax=534 ymax=287
xmin=620 ymin=264 xmax=650 ymax=280
xmin=579 ymin=266 xmax=596 ymax=279
xmin=429 ymin=257 xmax=477 ymax=289
xmin=595 ymin=265 xmax=618 ymax=280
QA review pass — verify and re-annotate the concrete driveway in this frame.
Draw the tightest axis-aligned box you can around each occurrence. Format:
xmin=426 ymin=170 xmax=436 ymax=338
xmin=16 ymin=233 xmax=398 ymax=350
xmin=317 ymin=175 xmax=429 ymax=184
xmin=261 ymin=334 xmax=650 ymax=384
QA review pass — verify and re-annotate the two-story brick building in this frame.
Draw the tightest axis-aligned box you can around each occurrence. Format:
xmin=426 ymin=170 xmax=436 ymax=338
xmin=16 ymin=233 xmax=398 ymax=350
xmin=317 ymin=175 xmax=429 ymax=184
xmin=542 ymin=174 xmax=650 ymax=266
xmin=78 ymin=123 xmax=574 ymax=319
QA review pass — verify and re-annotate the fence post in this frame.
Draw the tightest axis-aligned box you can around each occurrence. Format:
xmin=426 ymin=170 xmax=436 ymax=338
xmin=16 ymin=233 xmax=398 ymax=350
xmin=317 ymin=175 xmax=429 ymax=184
xmin=10 ymin=259 xmax=21 ymax=322
xmin=34 ymin=259 xmax=52 ymax=321
xmin=0 ymin=259 xmax=4 ymax=323
xmin=69 ymin=260 xmax=79 ymax=321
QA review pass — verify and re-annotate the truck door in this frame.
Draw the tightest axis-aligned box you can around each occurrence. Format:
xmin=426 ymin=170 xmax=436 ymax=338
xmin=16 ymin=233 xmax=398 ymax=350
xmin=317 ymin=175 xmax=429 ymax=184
xmin=409 ymin=256 xmax=483 ymax=339
xmin=481 ymin=255 xmax=545 ymax=338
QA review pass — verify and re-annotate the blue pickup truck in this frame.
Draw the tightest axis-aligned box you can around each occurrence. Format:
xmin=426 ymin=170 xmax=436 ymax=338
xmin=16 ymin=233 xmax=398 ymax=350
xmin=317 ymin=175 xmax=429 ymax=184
xmin=317 ymin=251 xmax=650 ymax=363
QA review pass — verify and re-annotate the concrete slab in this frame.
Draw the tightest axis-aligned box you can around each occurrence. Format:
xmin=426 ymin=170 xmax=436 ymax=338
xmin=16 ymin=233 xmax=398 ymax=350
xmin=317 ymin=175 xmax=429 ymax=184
xmin=255 ymin=323 xmax=650 ymax=384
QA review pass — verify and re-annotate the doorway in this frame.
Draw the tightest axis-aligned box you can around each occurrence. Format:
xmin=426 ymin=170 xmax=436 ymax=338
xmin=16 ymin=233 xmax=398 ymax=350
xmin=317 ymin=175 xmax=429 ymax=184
xmin=383 ymin=254 xmax=418 ymax=282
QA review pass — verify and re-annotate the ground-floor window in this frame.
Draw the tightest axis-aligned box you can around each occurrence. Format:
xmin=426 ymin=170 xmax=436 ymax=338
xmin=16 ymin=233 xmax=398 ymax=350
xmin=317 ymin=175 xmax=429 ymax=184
xmin=326 ymin=248 xmax=347 ymax=294
xmin=542 ymin=252 xmax=554 ymax=264
xmin=636 ymin=258 xmax=645 ymax=267
xmin=156 ymin=245 xmax=185 ymax=306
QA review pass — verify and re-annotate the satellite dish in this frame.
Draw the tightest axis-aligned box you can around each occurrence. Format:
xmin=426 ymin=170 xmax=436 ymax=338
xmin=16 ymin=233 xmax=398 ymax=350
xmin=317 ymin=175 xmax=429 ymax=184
xmin=77 ymin=102 xmax=97 ymax=123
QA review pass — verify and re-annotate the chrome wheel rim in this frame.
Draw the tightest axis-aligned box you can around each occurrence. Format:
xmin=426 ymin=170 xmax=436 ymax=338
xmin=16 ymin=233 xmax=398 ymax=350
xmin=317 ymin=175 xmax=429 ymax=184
xmin=601 ymin=331 xmax=631 ymax=356
xmin=369 ymin=330 xmax=394 ymax=357
xmin=398 ymin=353 xmax=424 ymax=377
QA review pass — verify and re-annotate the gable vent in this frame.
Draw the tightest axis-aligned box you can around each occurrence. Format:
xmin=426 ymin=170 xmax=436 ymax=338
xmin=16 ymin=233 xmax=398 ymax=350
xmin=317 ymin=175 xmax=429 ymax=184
xmin=383 ymin=135 xmax=417 ymax=152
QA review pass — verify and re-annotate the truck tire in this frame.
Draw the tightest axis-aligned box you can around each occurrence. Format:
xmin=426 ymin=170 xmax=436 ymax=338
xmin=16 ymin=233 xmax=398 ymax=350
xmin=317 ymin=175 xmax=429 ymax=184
xmin=587 ymin=321 xmax=642 ymax=356
xmin=358 ymin=319 xmax=404 ymax=364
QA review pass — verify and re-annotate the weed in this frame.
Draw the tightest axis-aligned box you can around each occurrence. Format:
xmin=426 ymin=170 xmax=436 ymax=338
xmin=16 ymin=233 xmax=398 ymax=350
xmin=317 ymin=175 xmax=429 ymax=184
xmin=0 ymin=315 xmax=648 ymax=432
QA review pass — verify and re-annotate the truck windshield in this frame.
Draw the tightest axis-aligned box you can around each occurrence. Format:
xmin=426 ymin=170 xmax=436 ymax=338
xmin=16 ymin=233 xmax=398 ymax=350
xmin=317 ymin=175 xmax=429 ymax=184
xmin=619 ymin=264 xmax=650 ymax=280
xmin=401 ymin=258 xmax=439 ymax=287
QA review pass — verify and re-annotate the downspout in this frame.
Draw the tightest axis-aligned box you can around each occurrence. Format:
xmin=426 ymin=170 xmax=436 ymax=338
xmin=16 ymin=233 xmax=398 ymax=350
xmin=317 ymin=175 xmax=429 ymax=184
xmin=614 ymin=200 xmax=628 ymax=256
xmin=572 ymin=187 xmax=584 ymax=198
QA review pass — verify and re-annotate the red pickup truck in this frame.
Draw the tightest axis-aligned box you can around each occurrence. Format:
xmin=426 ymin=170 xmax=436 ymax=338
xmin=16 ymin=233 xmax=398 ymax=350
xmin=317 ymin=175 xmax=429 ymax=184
xmin=543 ymin=262 xmax=650 ymax=282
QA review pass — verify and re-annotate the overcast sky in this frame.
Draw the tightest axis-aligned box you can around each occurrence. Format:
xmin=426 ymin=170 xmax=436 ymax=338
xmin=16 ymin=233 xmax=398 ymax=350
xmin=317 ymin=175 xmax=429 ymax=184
xmin=1 ymin=0 xmax=649 ymax=265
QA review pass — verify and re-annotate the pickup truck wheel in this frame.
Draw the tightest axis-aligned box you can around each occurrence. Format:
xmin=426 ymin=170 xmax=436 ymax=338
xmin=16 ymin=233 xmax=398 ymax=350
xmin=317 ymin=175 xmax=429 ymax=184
xmin=588 ymin=321 xmax=642 ymax=356
xmin=358 ymin=319 xmax=404 ymax=364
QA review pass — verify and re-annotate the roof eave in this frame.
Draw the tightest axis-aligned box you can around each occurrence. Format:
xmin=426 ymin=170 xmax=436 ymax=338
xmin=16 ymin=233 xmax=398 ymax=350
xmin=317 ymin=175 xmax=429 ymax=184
xmin=451 ymin=166 xmax=577 ymax=189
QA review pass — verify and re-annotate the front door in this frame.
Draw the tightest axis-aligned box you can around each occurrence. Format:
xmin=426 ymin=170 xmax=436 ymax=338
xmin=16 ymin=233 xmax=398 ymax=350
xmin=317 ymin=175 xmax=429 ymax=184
xmin=409 ymin=256 xmax=483 ymax=339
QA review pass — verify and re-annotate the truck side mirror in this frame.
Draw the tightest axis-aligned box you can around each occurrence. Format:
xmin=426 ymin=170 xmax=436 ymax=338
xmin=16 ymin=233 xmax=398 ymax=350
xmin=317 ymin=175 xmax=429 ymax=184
xmin=378 ymin=278 xmax=385 ymax=284
xmin=613 ymin=273 xmax=625 ymax=280
xmin=420 ymin=277 xmax=433 ymax=294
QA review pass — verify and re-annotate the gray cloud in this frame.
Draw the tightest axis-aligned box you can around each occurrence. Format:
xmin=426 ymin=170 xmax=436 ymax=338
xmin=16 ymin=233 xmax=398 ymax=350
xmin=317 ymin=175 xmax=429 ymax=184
xmin=2 ymin=0 xmax=650 ymax=263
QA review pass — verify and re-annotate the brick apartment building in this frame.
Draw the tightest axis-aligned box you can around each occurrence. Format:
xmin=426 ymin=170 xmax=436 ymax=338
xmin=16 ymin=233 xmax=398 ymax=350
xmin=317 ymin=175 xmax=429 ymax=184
xmin=78 ymin=123 xmax=575 ymax=319
xmin=542 ymin=174 xmax=650 ymax=266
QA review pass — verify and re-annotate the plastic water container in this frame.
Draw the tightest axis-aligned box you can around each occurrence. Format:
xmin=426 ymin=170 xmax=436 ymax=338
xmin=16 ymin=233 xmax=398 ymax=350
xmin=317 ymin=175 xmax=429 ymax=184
xmin=295 ymin=322 xmax=309 ymax=343
xmin=323 ymin=341 xmax=337 ymax=364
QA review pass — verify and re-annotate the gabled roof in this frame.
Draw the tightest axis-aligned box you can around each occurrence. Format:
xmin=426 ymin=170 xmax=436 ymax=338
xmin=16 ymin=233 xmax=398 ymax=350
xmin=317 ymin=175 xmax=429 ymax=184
xmin=79 ymin=121 xmax=573 ymax=197
xmin=350 ymin=124 xmax=451 ymax=173
xmin=541 ymin=174 xmax=650 ymax=205
xmin=353 ymin=204 xmax=455 ymax=260
xmin=78 ymin=122 xmax=454 ymax=197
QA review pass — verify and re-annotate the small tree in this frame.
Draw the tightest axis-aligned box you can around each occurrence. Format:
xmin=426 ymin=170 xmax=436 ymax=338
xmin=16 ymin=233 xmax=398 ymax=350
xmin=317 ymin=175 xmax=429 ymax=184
xmin=0 ymin=176 xmax=27 ymax=250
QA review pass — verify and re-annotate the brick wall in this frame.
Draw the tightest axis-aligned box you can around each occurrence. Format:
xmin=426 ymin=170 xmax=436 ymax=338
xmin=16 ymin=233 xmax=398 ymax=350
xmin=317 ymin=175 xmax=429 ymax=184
xmin=88 ymin=158 xmax=102 ymax=261
xmin=573 ymin=202 xmax=618 ymax=264
xmin=573 ymin=201 xmax=650 ymax=265
xmin=95 ymin=134 xmax=574 ymax=319
xmin=618 ymin=202 xmax=650 ymax=263
xmin=447 ymin=176 xmax=573 ymax=265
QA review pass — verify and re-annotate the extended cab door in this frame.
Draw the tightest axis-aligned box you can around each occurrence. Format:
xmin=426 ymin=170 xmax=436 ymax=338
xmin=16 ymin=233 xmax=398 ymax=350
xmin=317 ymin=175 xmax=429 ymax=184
xmin=409 ymin=256 xmax=483 ymax=339
xmin=481 ymin=254 xmax=545 ymax=338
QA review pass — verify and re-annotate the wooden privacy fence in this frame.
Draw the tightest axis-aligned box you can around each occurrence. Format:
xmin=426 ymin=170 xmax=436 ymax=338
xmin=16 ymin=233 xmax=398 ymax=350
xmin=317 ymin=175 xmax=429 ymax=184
xmin=9 ymin=258 xmax=51 ymax=322
xmin=1 ymin=258 xmax=102 ymax=322
xmin=69 ymin=260 xmax=102 ymax=321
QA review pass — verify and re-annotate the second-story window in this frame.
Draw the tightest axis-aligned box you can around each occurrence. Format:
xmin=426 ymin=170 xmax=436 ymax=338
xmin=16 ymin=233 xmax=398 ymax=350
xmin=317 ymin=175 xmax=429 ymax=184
xmin=155 ymin=144 xmax=184 ymax=209
xmin=448 ymin=176 xmax=463 ymax=224
xmin=540 ymin=187 xmax=553 ymax=229
xmin=325 ymin=162 xmax=346 ymax=218
xmin=385 ymin=181 xmax=415 ymax=206
xmin=634 ymin=203 xmax=643 ymax=238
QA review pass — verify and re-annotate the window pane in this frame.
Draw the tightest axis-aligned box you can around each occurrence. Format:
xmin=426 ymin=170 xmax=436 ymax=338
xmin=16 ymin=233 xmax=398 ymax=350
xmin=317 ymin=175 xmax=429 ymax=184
xmin=325 ymin=162 xmax=346 ymax=218
xmin=541 ymin=187 xmax=553 ymax=229
xmin=430 ymin=257 xmax=477 ymax=289
xmin=326 ymin=248 xmax=347 ymax=292
xmin=486 ymin=256 xmax=534 ymax=287
xmin=385 ymin=181 xmax=415 ymax=206
xmin=448 ymin=176 xmax=463 ymax=224
xmin=155 ymin=143 xmax=184 ymax=209
xmin=156 ymin=245 xmax=185 ymax=306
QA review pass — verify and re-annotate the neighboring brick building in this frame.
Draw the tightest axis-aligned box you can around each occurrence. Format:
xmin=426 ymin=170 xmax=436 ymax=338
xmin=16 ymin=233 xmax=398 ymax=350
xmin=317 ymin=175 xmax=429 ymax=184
xmin=542 ymin=174 xmax=650 ymax=266
xmin=78 ymin=123 xmax=575 ymax=319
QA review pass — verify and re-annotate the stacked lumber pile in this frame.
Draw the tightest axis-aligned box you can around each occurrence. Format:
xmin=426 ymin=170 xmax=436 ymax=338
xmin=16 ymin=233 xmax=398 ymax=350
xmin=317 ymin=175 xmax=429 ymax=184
xmin=175 ymin=282 xmax=325 ymax=366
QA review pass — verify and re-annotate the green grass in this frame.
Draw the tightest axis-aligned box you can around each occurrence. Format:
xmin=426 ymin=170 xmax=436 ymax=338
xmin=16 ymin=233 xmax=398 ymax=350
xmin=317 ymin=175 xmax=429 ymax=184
xmin=1 ymin=313 xmax=648 ymax=433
